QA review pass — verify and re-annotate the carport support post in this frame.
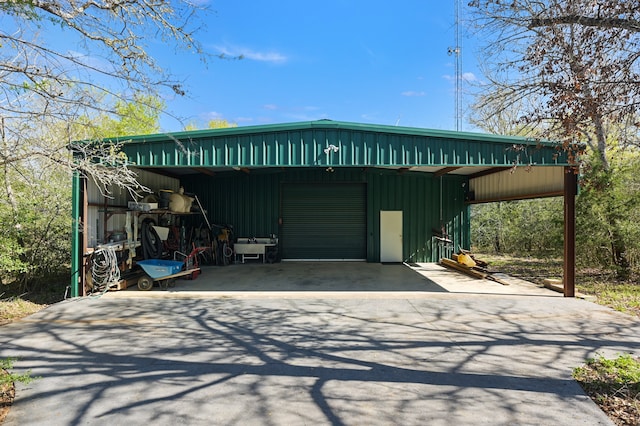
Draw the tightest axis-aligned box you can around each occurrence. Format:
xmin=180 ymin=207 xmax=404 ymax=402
xmin=70 ymin=171 xmax=81 ymax=298
xmin=563 ymin=167 xmax=577 ymax=297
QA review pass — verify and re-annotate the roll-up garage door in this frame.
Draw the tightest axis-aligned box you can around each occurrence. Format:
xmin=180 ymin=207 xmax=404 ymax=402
xmin=281 ymin=183 xmax=366 ymax=260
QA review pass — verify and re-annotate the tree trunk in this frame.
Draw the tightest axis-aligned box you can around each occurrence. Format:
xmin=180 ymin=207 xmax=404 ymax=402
xmin=597 ymin=146 xmax=630 ymax=280
xmin=592 ymin=113 xmax=610 ymax=170
xmin=592 ymin=113 xmax=629 ymax=279
xmin=610 ymin=227 xmax=630 ymax=280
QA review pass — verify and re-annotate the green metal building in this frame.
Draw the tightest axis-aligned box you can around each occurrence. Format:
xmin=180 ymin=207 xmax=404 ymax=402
xmin=71 ymin=120 xmax=576 ymax=296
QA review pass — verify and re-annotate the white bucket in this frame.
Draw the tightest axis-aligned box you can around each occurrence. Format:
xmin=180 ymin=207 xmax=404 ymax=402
xmin=169 ymin=193 xmax=194 ymax=213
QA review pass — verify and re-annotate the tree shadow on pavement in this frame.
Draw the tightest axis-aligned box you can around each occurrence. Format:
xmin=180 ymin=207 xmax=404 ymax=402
xmin=1 ymin=296 xmax=638 ymax=425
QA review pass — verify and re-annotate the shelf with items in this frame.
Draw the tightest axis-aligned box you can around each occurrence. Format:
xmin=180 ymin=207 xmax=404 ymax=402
xmin=83 ymin=187 xmax=214 ymax=294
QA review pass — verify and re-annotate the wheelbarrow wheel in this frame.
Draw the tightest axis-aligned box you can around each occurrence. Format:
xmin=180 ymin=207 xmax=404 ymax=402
xmin=137 ymin=275 xmax=154 ymax=291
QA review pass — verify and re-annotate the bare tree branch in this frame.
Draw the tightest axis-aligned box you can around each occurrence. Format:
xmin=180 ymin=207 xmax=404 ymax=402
xmin=469 ymin=0 xmax=640 ymax=158
xmin=529 ymin=16 xmax=640 ymax=32
xmin=0 ymin=0 xmax=215 ymax=194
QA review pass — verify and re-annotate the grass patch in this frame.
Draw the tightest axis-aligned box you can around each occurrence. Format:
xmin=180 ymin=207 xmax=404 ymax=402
xmin=475 ymin=253 xmax=640 ymax=318
xmin=1 ymin=276 xmax=66 ymax=325
xmin=0 ymin=358 xmax=39 ymax=424
xmin=577 ymin=281 xmax=640 ymax=317
xmin=0 ymin=295 xmax=45 ymax=325
xmin=573 ymin=354 xmax=640 ymax=426
xmin=0 ymin=358 xmax=37 ymax=388
xmin=479 ymin=253 xmax=564 ymax=283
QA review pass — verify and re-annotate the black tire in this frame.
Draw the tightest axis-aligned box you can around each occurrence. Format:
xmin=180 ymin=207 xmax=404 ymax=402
xmin=138 ymin=275 xmax=154 ymax=291
xmin=141 ymin=219 xmax=163 ymax=259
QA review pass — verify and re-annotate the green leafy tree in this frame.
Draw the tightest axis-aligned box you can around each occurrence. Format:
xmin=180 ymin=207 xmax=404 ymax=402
xmin=472 ymin=199 xmax=563 ymax=257
xmin=97 ymin=95 xmax=164 ymax=137
xmin=208 ymin=119 xmax=238 ymax=129
xmin=0 ymin=161 xmax=70 ymax=290
xmin=1 ymin=97 xmax=163 ymax=291
xmin=577 ymin=147 xmax=640 ymax=277
xmin=182 ymin=119 xmax=238 ymax=131
xmin=183 ymin=122 xmax=199 ymax=132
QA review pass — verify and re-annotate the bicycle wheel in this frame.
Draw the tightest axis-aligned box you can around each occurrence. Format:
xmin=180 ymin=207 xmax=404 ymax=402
xmin=222 ymin=242 xmax=233 ymax=266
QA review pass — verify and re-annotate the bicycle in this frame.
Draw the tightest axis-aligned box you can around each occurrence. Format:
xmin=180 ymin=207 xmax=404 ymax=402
xmin=213 ymin=224 xmax=235 ymax=266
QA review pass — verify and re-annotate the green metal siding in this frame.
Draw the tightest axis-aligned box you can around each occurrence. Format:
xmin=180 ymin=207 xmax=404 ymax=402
xmin=115 ymin=121 xmax=573 ymax=168
xmin=185 ymin=171 xmax=282 ymax=239
xmin=181 ymin=168 xmax=468 ymax=263
xmin=366 ymin=170 xmax=469 ymax=263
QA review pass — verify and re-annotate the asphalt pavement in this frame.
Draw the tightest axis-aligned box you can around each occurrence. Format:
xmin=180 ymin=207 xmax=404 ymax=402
xmin=1 ymin=262 xmax=639 ymax=425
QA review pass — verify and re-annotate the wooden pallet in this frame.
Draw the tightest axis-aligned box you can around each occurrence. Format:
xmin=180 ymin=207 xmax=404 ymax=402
xmin=107 ymin=271 xmax=145 ymax=291
xmin=108 ymin=278 xmax=133 ymax=291
xmin=439 ymin=258 xmax=488 ymax=279
xmin=440 ymin=258 xmax=513 ymax=285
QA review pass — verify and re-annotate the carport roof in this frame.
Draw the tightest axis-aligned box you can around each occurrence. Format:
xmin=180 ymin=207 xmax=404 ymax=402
xmin=107 ymin=120 xmax=572 ymax=175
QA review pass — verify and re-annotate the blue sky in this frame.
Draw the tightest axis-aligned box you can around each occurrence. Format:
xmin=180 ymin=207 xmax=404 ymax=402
xmin=156 ymin=1 xmax=480 ymax=132
xmin=1 ymin=1 xmax=479 ymax=133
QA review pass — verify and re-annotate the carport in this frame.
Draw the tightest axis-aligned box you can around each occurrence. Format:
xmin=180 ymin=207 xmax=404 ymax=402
xmin=70 ymin=120 xmax=577 ymax=297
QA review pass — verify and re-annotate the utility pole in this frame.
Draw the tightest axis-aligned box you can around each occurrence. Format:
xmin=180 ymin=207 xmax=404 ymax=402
xmin=447 ymin=0 xmax=463 ymax=131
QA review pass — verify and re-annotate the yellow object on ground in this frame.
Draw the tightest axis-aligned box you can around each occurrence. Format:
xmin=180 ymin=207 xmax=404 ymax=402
xmin=457 ymin=253 xmax=477 ymax=268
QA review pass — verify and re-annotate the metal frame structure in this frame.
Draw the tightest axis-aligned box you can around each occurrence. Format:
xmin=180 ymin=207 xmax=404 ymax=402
xmin=70 ymin=120 xmax=578 ymax=297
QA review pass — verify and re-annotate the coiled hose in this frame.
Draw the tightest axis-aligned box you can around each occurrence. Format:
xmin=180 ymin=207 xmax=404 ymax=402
xmin=90 ymin=246 xmax=120 ymax=292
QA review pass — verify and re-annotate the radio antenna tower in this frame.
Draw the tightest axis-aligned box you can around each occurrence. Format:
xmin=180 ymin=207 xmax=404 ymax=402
xmin=447 ymin=0 xmax=463 ymax=131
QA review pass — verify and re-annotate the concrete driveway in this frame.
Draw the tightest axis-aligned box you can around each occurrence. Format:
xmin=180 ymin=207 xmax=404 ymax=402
xmin=1 ymin=263 xmax=639 ymax=425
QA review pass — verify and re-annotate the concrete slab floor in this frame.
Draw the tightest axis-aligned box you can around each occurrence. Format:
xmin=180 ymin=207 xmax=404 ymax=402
xmin=102 ymin=262 xmax=563 ymax=299
xmin=2 ymin=262 xmax=638 ymax=425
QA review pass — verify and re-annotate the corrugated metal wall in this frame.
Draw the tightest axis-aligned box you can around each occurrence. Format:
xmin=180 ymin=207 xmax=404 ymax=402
xmin=182 ymin=168 xmax=469 ymax=262
xmin=86 ymin=168 xmax=180 ymax=246
xmin=366 ymin=170 xmax=469 ymax=262
xmin=469 ymin=166 xmax=564 ymax=202
xmin=122 ymin=127 xmax=570 ymax=168
xmin=281 ymin=183 xmax=367 ymax=259
xmin=122 ymin=129 xmax=566 ymax=167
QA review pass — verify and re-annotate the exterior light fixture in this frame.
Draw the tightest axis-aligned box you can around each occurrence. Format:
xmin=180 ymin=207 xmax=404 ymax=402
xmin=323 ymin=144 xmax=339 ymax=154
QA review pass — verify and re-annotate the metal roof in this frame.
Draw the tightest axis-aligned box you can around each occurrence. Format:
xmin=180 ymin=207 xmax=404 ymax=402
xmin=106 ymin=120 xmax=571 ymax=173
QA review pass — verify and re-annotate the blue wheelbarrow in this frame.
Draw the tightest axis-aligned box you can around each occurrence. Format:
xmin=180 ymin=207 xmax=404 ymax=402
xmin=136 ymin=259 xmax=200 ymax=291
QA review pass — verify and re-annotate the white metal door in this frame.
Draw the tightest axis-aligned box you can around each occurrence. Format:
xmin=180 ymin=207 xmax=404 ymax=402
xmin=380 ymin=211 xmax=403 ymax=262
